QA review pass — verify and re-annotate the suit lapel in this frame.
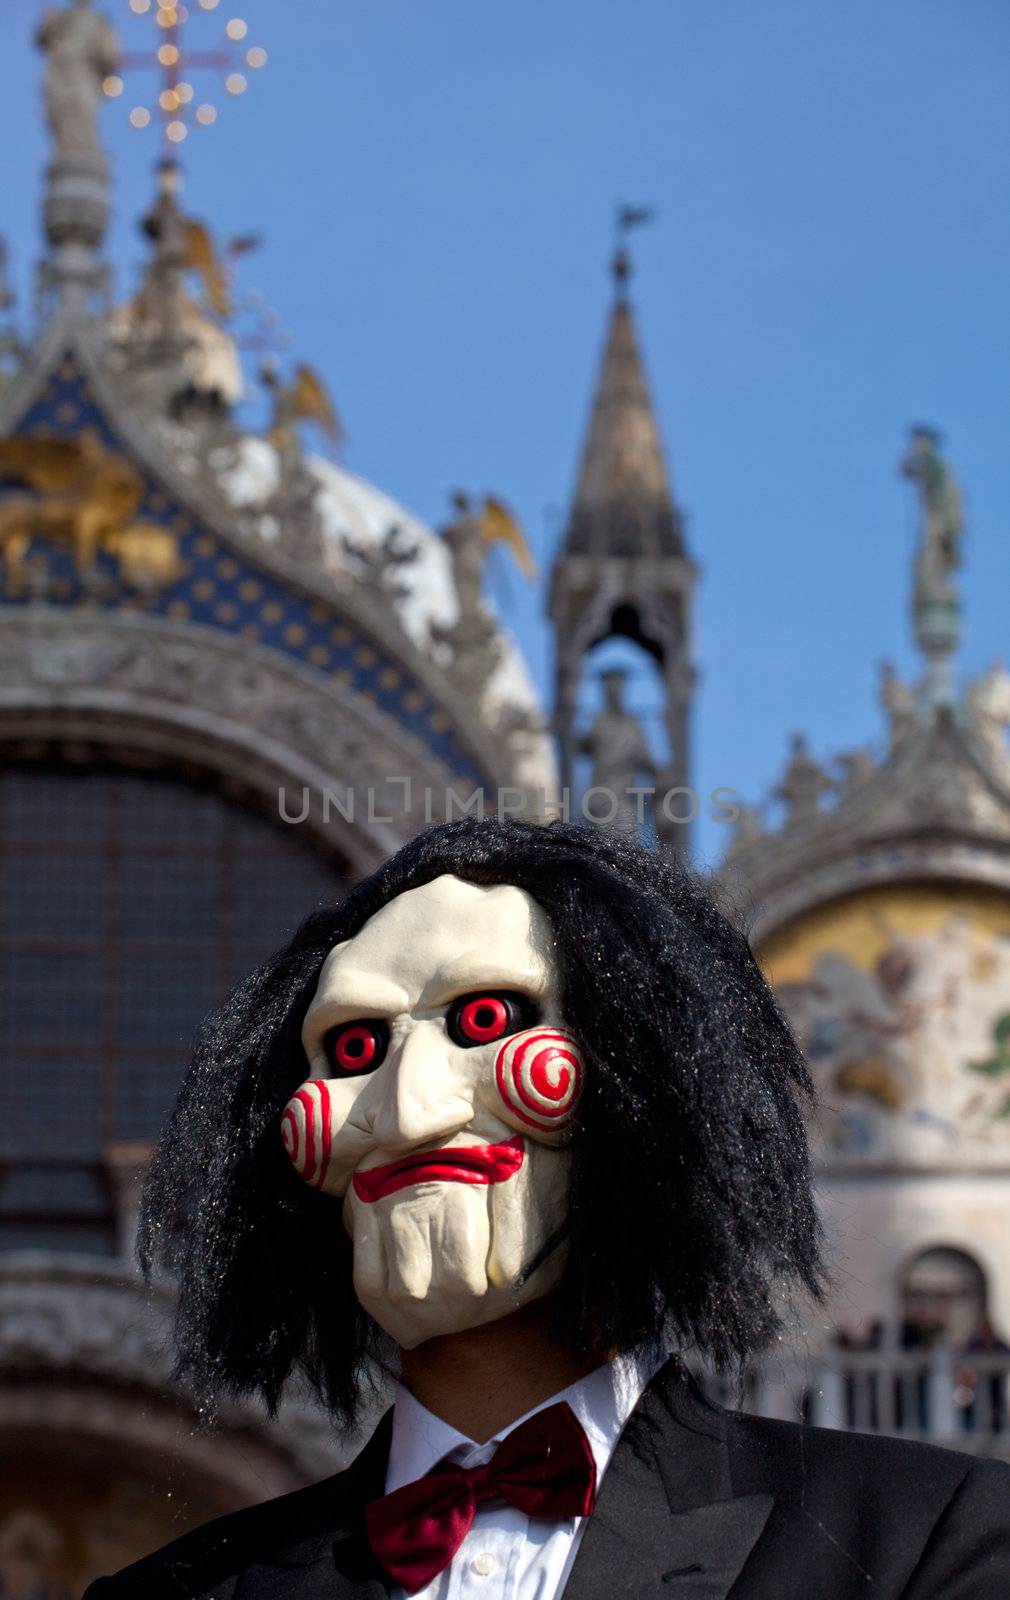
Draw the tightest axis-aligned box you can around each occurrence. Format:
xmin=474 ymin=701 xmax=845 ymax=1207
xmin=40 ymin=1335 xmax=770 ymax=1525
xmin=231 ymin=1533 xmax=390 ymax=1600
xmin=562 ymin=1361 xmax=773 ymax=1600
xmin=233 ymin=1415 xmax=392 ymax=1600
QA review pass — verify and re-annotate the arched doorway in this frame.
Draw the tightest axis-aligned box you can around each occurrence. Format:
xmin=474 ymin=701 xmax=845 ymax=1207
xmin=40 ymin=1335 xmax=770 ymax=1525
xmin=900 ymin=1246 xmax=990 ymax=1348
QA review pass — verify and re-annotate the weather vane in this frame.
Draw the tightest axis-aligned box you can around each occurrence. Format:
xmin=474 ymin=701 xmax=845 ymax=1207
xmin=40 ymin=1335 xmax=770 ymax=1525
xmin=616 ymin=204 xmax=655 ymax=237
xmin=612 ymin=203 xmax=655 ymax=287
xmin=102 ymin=0 xmax=266 ymax=149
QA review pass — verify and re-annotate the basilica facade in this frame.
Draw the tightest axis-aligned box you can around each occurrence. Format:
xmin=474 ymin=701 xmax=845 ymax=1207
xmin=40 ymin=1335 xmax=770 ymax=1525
xmin=720 ymin=456 xmax=1010 ymax=1439
xmin=0 ymin=4 xmax=558 ymax=1590
xmin=1 ymin=3 xmax=1008 ymax=1594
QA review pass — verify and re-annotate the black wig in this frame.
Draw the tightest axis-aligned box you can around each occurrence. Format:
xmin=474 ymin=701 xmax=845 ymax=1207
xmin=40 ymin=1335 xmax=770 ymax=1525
xmin=139 ymin=817 xmax=825 ymax=1422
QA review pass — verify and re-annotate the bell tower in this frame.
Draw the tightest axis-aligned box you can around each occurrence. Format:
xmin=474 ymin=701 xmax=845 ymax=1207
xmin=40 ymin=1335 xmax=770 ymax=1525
xmin=549 ymin=242 xmax=698 ymax=850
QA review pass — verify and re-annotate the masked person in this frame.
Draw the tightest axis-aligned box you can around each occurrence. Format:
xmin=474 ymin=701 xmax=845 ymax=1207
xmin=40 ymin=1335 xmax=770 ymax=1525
xmin=85 ymin=820 xmax=1010 ymax=1599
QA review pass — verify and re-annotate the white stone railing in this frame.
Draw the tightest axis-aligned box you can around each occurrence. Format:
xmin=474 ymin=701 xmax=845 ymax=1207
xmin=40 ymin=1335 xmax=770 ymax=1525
xmin=699 ymin=1348 xmax=1010 ymax=1456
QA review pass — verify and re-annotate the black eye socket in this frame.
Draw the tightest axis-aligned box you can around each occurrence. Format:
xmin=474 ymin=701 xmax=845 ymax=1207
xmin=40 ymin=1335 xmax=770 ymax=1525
xmin=446 ymin=991 xmax=539 ymax=1049
xmin=324 ymin=1018 xmax=389 ymax=1077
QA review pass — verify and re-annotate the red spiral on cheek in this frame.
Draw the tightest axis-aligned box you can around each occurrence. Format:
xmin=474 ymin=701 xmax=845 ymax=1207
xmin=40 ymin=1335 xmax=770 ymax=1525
xmin=494 ymin=1028 xmax=583 ymax=1131
xmin=280 ymin=1079 xmax=334 ymax=1190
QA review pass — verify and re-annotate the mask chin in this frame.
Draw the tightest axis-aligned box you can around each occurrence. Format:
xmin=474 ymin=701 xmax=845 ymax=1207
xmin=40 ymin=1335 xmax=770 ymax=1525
xmin=344 ymin=1145 xmax=571 ymax=1348
xmin=358 ymin=1241 xmax=570 ymax=1350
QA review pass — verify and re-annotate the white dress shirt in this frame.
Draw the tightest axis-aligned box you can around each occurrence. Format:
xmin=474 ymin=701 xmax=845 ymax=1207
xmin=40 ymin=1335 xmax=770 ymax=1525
xmin=383 ymin=1344 xmax=667 ymax=1600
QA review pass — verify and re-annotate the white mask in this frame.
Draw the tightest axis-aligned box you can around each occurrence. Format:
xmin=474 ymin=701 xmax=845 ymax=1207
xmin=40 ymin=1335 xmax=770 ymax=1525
xmin=282 ymin=874 xmax=584 ymax=1348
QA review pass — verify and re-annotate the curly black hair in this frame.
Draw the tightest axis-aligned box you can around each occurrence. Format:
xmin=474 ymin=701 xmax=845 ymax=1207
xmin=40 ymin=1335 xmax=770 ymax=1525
xmin=139 ymin=817 xmax=824 ymax=1423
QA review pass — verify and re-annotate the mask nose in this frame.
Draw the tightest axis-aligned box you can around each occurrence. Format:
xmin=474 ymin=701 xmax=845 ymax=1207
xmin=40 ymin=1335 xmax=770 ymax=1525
xmin=368 ymin=1020 xmax=474 ymax=1153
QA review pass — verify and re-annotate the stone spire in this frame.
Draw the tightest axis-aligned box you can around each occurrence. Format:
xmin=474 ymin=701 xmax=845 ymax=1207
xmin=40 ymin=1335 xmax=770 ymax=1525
xmin=561 ymin=248 xmax=685 ymax=561
xmin=549 ymin=243 xmax=697 ymax=853
xmin=35 ymin=0 xmax=119 ymax=319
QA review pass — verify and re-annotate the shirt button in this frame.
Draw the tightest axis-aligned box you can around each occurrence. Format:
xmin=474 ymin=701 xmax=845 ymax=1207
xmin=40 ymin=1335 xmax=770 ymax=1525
xmin=471 ymin=1552 xmax=497 ymax=1577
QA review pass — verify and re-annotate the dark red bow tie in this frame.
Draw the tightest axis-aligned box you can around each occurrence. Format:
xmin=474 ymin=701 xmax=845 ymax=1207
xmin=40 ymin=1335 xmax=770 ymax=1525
xmin=366 ymin=1399 xmax=597 ymax=1594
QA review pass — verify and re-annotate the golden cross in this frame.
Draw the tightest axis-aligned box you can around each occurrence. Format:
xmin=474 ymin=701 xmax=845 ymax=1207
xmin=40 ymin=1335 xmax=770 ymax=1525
xmin=103 ymin=0 xmax=266 ymax=150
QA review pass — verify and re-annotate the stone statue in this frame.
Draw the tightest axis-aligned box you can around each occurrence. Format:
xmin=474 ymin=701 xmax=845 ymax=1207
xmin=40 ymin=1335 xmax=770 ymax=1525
xmin=257 ymin=361 xmax=338 ymax=568
xmin=879 ymin=660 xmax=918 ymax=750
xmin=899 ymin=426 xmax=965 ymax=709
xmin=579 ymin=667 xmax=656 ymax=831
xmin=264 ymin=361 xmax=343 ymax=456
xmin=36 ymin=0 xmax=118 ymax=165
xmin=835 ymin=746 xmax=876 ymax=797
xmin=341 ymin=524 xmax=420 ymax=611
xmin=773 ymin=732 xmax=833 ymax=829
xmin=967 ymin=660 xmax=1010 ymax=774
xmin=429 ymin=492 xmax=504 ymax=699
xmin=900 ymin=426 xmax=964 ymax=616
xmin=439 ymin=491 xmax=485 ymax=618
xmin=723 ymin=803 xmax=766 ymax=861
xmin=0 ymin=239 xmax=23 ymax=376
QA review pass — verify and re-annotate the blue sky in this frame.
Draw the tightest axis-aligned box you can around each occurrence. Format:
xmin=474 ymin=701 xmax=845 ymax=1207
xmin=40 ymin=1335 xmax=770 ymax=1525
xmin=3 ymin=0 xmax=1008 ymax=863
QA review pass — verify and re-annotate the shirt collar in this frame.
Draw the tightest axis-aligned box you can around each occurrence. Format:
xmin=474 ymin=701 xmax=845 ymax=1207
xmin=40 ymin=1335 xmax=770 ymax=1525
xmin=385 ymin=1342 xmax=667 ymax=1496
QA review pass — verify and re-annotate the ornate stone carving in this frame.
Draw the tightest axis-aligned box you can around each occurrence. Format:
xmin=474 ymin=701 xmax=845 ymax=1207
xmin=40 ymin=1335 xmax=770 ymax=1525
xmin=484 ymin=701 xmax=553 ymax=801
xmin=722 ymin=422 xmax=1010 ymax=942
xmin=835 ymin=746 xmax=876 ymax=798
xmin=429 ymin=492 xmax=505 ymax=701
xmin=36 ymin=0 xmax=117 ymax=165
xmin=723 ymin=803 xmax=766 ymax=861
xmin=11 ymin=630 xmax=135 ymax=686
xmin=0 ymin=240 xmax=23 ymax=379
xmin=341 ymin=523 xmax=420 ymax=610
xmin=967 ymin=661 xmax=1010 ymax=781
xmin=254 ymin=361 xmax=344 ymax=569
xmin=35 ymin=1 xmax=118 ymax=315
xmin=101 ymin=164 xmax=245 ymax=485
xmin=879 ymin=660 xmax=918 ymax=751
xmin=0 ymin=611 xmax=468 ymax=866
xmin=0 ymin=1257 xmax=353 ymax=1486
xmin=721 ymin=706 xmax=1010 ymax=946
xmin=267 ymin=452 xmax=328 ymax=567
xmin=773 ymin=733 xmax=834 ymax=830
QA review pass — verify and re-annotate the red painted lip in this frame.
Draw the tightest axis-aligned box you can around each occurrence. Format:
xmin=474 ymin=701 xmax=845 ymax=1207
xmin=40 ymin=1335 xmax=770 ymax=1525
xmin=352 ymin=1135 xmax=525 ymax=1204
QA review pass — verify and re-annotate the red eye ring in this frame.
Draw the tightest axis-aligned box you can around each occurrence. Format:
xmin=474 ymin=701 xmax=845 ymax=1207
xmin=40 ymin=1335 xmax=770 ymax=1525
xmin=326 ymin=1020 xmax=387 ymax=1075
xmin=457 ymin=996 xmax=510 ymax=1043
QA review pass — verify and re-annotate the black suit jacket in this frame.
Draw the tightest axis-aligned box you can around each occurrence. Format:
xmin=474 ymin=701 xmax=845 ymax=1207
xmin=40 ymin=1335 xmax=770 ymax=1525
xmin=83 ymin=1361 xmax=1010 ymax=1599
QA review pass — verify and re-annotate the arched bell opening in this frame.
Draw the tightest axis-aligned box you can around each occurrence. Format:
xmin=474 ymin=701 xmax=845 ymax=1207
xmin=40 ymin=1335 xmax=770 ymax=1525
xmin=562 ymin=591 xmax=694 ymax=846
xmin=572 ymin=633 xmax=670 ymax=841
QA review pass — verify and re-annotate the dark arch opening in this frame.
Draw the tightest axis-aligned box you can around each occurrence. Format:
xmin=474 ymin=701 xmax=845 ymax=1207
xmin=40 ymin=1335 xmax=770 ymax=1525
xmin=0 ymin=759 xmax=349 ymax=1256
xmin=900 ymin=1244 xmax=991 ymax=1345
xmin=591 ymin=601 xmax=667 ymax=666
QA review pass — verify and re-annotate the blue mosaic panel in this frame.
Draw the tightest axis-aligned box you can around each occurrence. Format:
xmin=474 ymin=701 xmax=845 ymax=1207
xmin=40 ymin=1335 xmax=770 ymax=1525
xmin=2 ymin=352 xmax=487 ymax=787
